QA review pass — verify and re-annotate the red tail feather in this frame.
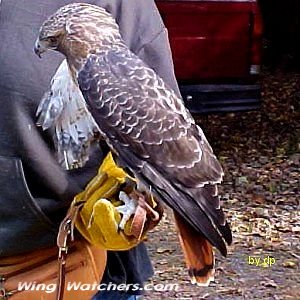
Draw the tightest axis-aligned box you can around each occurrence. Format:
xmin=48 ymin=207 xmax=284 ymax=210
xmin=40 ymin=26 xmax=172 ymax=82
xmin=174 ymin=212 xmax=215 ymax=286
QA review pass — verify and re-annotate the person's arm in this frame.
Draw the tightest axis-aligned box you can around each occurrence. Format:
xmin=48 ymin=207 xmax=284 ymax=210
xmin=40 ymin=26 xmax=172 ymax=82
xmin=136 ymin=28 xmax=181 ymax=97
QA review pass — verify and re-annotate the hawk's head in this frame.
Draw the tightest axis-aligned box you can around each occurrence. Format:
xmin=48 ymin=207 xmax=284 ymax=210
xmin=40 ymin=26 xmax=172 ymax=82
xmin=34 ymin=3 xmax=121 ymax=66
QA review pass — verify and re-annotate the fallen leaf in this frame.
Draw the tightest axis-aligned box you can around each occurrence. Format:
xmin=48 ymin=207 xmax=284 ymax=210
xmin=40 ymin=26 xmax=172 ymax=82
xmin=282 ymin=260 xmax=298 ymax=268
xmin=156 ymin=247 xmax=174 ymax=254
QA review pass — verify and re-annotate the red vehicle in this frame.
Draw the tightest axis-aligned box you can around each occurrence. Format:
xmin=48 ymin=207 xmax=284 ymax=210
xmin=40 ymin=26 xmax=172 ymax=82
xmin=156 ymin=0 xmax=263 ymax=113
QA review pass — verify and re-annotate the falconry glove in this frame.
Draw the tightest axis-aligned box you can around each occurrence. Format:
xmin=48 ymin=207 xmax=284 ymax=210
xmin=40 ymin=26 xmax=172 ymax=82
xmin=72 ymin=152 xmax=163 ymax=251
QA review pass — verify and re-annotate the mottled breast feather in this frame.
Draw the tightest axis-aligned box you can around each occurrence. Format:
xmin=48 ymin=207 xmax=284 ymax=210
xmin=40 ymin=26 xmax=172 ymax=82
xmin=78 ymin=47 xmax=232 ymax=254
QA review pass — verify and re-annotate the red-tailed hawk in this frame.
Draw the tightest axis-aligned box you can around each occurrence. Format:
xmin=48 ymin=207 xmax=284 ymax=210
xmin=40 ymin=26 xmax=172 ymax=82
xmin=35 ymin=3 xmax=232 ymax=285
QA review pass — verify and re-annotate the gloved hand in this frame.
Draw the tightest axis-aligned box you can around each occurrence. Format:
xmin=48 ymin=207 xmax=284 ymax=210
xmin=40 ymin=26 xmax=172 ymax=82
xmin=73 ymin=152 xmax=163 ymax=251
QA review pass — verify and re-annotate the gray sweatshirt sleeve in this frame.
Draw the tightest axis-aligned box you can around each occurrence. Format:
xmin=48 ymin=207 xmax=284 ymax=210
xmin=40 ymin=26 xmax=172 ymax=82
xmin=136 ymin=27 xmax=181 ymax=97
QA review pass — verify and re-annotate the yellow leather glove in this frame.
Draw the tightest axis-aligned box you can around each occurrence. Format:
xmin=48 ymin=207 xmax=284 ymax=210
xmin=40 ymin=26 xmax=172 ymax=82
xmin=73 ymin=152 xmax=163 ymax=251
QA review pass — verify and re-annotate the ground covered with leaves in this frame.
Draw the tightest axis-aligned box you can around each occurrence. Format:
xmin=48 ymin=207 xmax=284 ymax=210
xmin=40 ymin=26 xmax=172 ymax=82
xmin=145 ymin=71 xmax=300 ymax=300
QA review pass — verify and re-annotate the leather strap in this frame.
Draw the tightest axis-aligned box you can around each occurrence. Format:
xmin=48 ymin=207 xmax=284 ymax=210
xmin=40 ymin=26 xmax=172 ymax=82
xmin=56 ymin=201 xmax=84 ymax=300
xmin=129 ymin=190 xmax=163 ymax=239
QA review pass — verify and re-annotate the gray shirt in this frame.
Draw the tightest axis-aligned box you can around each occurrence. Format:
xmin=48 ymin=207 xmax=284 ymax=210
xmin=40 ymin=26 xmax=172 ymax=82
xmin=0 ymin=0 xmax=178 ymax=264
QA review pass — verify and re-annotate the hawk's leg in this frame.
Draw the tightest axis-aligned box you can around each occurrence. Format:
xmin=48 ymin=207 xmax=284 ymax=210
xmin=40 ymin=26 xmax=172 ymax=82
xmin=116 ymin=191 xmax=138 ymax=230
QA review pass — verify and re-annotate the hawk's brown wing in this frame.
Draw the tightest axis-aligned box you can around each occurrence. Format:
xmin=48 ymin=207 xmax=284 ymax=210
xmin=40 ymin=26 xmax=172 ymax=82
xmin=78 ymin=47 xmax=232 ymax=255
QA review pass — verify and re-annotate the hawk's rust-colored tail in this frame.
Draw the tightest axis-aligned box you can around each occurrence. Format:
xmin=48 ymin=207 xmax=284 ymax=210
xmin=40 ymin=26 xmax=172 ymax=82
xmin=174 ymin=212 xmax=215 ymax=286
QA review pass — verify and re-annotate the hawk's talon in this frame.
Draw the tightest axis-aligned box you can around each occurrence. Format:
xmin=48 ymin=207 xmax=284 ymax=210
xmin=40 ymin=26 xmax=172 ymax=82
xmin=142 ymin=201 xmax=160 ymax=221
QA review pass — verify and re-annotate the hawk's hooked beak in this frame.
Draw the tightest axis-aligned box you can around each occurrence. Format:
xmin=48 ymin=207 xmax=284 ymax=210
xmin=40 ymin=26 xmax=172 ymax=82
xmin=34 ymin=39 xmax=47 ymax=58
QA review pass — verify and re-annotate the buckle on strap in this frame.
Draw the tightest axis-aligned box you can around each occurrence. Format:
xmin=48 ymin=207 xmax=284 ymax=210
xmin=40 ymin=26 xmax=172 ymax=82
xmin=0 ymin=276 xmax=6 ymax=300
xmin=0 ymin=276 xmax=14 ymax=300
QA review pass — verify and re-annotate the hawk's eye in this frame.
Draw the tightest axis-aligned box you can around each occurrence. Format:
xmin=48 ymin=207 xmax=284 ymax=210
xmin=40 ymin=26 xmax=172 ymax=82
xmin=48 ymin=37 xmax=57 ymax=44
